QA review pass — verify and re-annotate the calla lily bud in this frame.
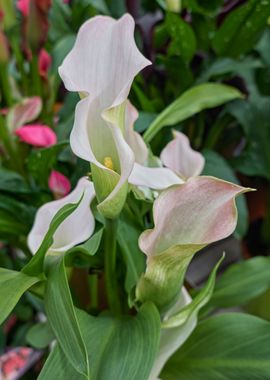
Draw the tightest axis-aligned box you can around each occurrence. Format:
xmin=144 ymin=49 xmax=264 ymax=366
xmin=7 ymin=96 xmax=42 ymax=131
xmin=28 ymin=177 xmax=96 ymax=255
xmin=15 ymin=124 xmax=57 ymax=147
xmin=25 ymin=0 xmax=51 ymax=54
xmin=48 ymin=170 xmax=71 ymax=199
xmin=38 ymin=48 xmax=51 ymax=79
xmin=136 ymin=176 xmax=252 ymax=311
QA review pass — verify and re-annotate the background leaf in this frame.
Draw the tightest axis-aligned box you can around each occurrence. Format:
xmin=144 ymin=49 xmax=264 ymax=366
xmin=143 ymin=83 xmax=242 ymax=142
xmin=208 ymin=256 xmax=270 ymax=308
xmin=212 ymin=0 xmax=270 ymax=57
xmin=162 ymin=313 xmax=270 ymax=380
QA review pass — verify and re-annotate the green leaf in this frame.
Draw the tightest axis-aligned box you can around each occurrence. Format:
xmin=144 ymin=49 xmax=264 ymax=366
xmin=0 ymin=268 xmax=40 ymax=324
xmin=45 ymin=258 xmax=89 ymax=378
xmin=227 ymin=97 xmax=270 ymax=180
xmin=212 ymin=0 xmax=270 ymax=58
xmin=163 ymin=255 xmax=223 ymax=328
xmin=39 ymin=303 xmax=160 ymax=380
xmin=208 ymin=256 xmax=270 ymax=309
xmin=117 ymin=219 xmax=145 ymax=294
xmin=143 ymin=83 xmax=242 ymax=142
xmin=27 ymin=142 xmax=68 ymax=187
xmin=202 ymin=150 xmax=248 ymax=238
xmin=26 ymin=322 xmax=55 ymax=349
xmin=166 ymin=13 xmax=197 ymax=64
xmin=161 ymin=313 xmax=270 ymax=380
xmin=197 ymin=57 xmax=263 ymax=83
xmin=0 ymin=168 xmax=32 ymax=194
xmin=22 ymin=200 xmax=81 ymax=276
xmin=67 ymin=227 xmax=103 ymax=257
xmin=51 ymin=34 xmax=76 ymax=75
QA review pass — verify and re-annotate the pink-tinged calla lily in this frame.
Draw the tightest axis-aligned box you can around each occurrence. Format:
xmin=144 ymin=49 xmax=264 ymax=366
xmin=136 ymin=176 xmax=252 ymax=310
xmin=59 ymin=14 xmax=152 ymax=218
xmin=17 ymin=0 xmax=29 ymax=17
xmin=7 ymin=97 xmax=42 ymax=131
xmin=48 ymin=170 xmax=71 ymax=198
xmin=15 ymin=124 xmax=57 ymax=147
xmin=38 ymin=48 xmax=51 ymax=78
xmin=160 ymin=130 xmax=205 ymax=179
xmin=28 ymin=177 xmax=95 ymax=255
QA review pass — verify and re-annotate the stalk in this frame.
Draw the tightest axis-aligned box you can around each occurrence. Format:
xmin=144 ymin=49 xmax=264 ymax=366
xmin=104 ymin=218 xmax=121 ymax=315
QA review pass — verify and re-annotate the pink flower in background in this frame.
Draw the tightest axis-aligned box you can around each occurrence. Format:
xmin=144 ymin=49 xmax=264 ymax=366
xmin=49 ymin=170 xmax=71 ymax=198
xmin=38 ymin=48 xmax=51 ymax=78
xmin=15 ymin=124 xmax=57 ymax=147
xmin=17 ymin=0 xmax=30 ymax=17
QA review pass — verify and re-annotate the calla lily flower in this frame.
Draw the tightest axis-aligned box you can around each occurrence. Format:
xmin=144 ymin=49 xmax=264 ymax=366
xmin=15 ymin=124 xmax=57 ymax=147
xmin=160 ymin=130 xmax=205 ymax=179
xmin=136 ymin=176 xmax=251 ymax=310
xmin=48 ymin=170 xmax=71 ymax=198
xmin=7 ymin=97 xmax=42 ymax=131
xmin=59 ymin=14 xmax=181 ymax=218
xmin=28 ymin=177 xmax=95 ymax=255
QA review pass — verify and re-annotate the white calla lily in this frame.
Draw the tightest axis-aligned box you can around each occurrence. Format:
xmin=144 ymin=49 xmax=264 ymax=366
xmin=28 ymin=178 xmax=96 ymax=255
xmin=59 ymin=14 xmax=151 ymax=218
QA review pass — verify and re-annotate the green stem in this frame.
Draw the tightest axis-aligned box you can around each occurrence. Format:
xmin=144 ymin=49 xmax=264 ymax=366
xmin=0 ymin=62 xmax=13 ymax=106
xmin=104 ymin=218 xmax=121 ymax=315
xmin=0 ymin=115 xmax=25 ymax=175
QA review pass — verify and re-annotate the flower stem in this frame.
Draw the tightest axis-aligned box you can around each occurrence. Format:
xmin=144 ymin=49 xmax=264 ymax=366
xmin=104 ymin=218 xmax=121 ymax=315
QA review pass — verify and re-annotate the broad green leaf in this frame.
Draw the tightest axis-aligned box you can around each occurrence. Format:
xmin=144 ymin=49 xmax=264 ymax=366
xmin=45 ymin=258 xmax=89 ymax=378
xmin=22 ymin=200 xmax=81 ymax=276
xmin=202 ymin=150 xmax=248 ymax=238
xmin=161 ymin=313 xmax=270 ymax=380
xmin=26 ymin=322 xmax=55 ymax=349
xmin=117 ymin=219 xmax=145 ymax=294
xmin=166 ymin=13 xmax=197 ymax=64
xmin=143 ymin=83 xmax=242 ymax=142
xmin=0 ymin=268 xmax=40 ymax=324
xmin=212 ymin=0 xmax=270 ymax=57
xmin=208 ymin=256 xmax=270 ymax=309
xmin=39 ymin=303 xmax=160 ymax=380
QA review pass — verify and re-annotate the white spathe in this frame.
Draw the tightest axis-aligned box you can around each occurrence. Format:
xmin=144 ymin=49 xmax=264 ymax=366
xmin=28 ymin=177 xmax=96 ymax=255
